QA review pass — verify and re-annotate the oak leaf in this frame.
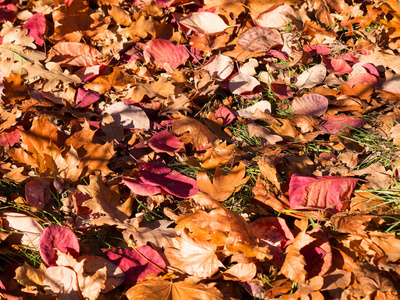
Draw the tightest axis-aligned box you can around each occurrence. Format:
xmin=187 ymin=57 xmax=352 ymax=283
xmin=171 ymin=115 xmax=216 ymax=150
xmin=77 ymin=174 xmax=134 ymax=228
xmin=197 ymin=162 xmax=249 ymax=201
xmin=195 ymin=141 xmax=239 ymax=169
xmin=14 ymin=262 xmax=46 ymax=289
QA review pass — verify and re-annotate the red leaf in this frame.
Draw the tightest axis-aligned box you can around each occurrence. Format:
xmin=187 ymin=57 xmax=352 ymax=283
xmin=0 ymin=4 xmax=17 ymax=23
xmin=122 ymin=178 xmax=163 ymax=196
xmin=104 ymin=246 xmax=166 ymax=285
xmin=215 ymin=106 xmax=236 ymax=126
xmin=38 ymin=226 xmax=80 ymax=266
xmin=346 ymin=73 xmax=378 ymax=88
xmin=322 ymin=56 xmax=353 ymax=75
xmin=270 ymin=81 xmax=293 ymax=99
xmin=319 ymin=115 xmax=366 ymax=134
xmin=250 ymin=217 xmax=294 ymax=267
xmin=144 ymin=39 xmax=189 ymax=70
xmin=25 ymin=179 xmax=52 ymax=210
xmin=22 ymin=13 xmax=46 ymax=47
xmin=289 ymin=174 xmax=358 ymax=213
xmin=292 ymin=93 xmax=328 ymax=118
xmin=303 ymin=45 xmax=331 ymax=56
xmin=139 ymin=162 xmax=199 ymax=198
xmin=148 ymin=130 xmax=185 ymax=153
xmin=75 ymin=88 xmax=101 ymax=108
xmin=0 ymin=127 xmax=20 ymax=147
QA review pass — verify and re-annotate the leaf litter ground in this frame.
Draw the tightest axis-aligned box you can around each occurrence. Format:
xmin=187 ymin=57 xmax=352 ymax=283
xmin=1 ymin=0 xmax=400 ymax=299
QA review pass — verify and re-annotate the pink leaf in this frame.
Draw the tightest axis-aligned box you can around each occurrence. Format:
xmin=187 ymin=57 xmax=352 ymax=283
xmin=346 ymin=73 xmax=378 ymax=88
xmin=104 ymin=246 xmax=166 ymax=285
xmin=250 ymin=217 xmax=294 ymax=266
xmin=229 ymin=72 xmax=260 ymax=95
xmin=319 ymin=115 xmax=366 ymax=134
xmin=144 ymin=39 xmax=189 ymax=70
xmin=303 ymin=45 xmax=331 ymax=56
xmin=122 ymin=178 xmax=164 ymax=196
xmin=76 ymin=88 xmax=101 ymax=108
xmin=238 ymin=26 xmax=283 ymax=53
xmin=0 ymin=127 xmax=20 ymax=147
xmin=292 ymin=93 xmax=328 ymax=118
xmin=38 ymin=226 xmax=80 ymax=266
xmin=22 ymin=13 xmax=46 ymax=47
xmin=202 ymin=54 xmax=234 ymax=81
xmin=268 ymin=49 xmax=289 ymax=61
xmin=289 ymin=174 xmax=358 ymax=213
xmin=75 ymin=65 xmax=106 ymax=82
xmin=155 ymin=0 xmax=175 ymax=7
xmin=148 ymin=130 xmax=185 ymax=153
xmin=322 ymin=56 xmax=353 ymax=75
xmin=179 ymin=12 xmax=229 ymax=35
xmin=48 ymin=42 xmax=102 ymax=67
xmin=0 ymin=4 xmax=17 ymax=23
xmin=215 ymin=106 xmax=236 ymax=126
xmin=25 ymin=179 xmax=52 ymax=210
xmin=255 ymin=4 xmax=296 ymax=28
xmin=139 ymin=162 xmax=199 ymax=198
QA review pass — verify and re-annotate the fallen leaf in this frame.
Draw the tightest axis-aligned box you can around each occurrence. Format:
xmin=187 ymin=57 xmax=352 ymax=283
xmin=292 ymin=93 xmax=329 ymax=118
xmin=22 ymin=13 xmax=46 ymax=47
xmin=229 ymin=72 xmax=260 ymax=95
xmin=103 ymin=101 xmax=150 ymax=130
xmin=105 ymin=245 xmax=166 ymax=285
xmin=215 ymin=106 xmax=236 ymax=126
xmin=38 ymin=225 xmax=80 ymax=266
xmin=247 ymin=123 xmax=283 ymax=145
xmin=14 ymin=262 xmax=46 ymax=289
xmin=171 ymin=115 xmax=216 ymax=150
xmin=289 ymin=174 xmax=358 ymax=212
xmin=43 ymin=266 xmax=81 ymax=298
xmin=197 ymin=162 xmax=249 ymax=201
xmin=295 ymin=65 xmax=327 ymax=89
xmin=148 ymin=130 xmax=185 ymax=153
xmin=123 ymin=178 xmax=164 ymax=196
xmin=280 ymin=231 xmax=315 ymax=283
xmin=319 ymin=115 xmax=366 ymax=134
xmin=179 ymin=12 xmax=229 ymax=35
xmin=25 ymin=179 xmax=52 ymax=210
xmin=255 ymin=4 xmax=297 ymax=28
xmin=139 ymin=162 xmax=199 ymax=198
xmin=203 ymin=54 xmax=234 ymax=81
xmin=144 ymin=38 xmax=189 ymax=69
xmin=125 ymin=276 xmax=224 ymax=300
xmin=47 ymin=42 xmax=103 ymax=67
xmin=1 ymin=212 xmax=43 ymax=248
xmin=238 ymin=26 xmax=283 ymax=53
xmin=75 ymin=88 xmax=101 ymax=108
xmin=164 ymin=229 xmax=225 ymax=278
xmin=236 ymin=101 xmax=271 ymax=118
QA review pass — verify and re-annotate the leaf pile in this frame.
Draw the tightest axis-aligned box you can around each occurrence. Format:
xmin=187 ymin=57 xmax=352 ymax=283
xmin=1 ymin=0 xmax=400 ymax=299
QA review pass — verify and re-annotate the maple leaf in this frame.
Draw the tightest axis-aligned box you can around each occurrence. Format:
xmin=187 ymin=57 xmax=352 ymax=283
xmin=197 ymin=162 xmax=249 ymax=201
xmin=165 ymin=229 xmax=225 ymax=278
xmin=125 ymin=275 xmax=224 ymax=300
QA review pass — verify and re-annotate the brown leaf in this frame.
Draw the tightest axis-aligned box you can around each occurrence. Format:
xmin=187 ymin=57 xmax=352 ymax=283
xmin=280 ymin=231 xmax=315 ymax=283
xmin=172 ymin=115 xmax=216 ymax=150
xmin=354 ymin=264 xmax=398 ymax=298
xmin=125 ymin=276 xmax=224 ymax=300
xmin=14 ymin=262 xmax=46 ymax=288
xmin=43 ymin=266 xmax=81 ymax=298
xmin=197 ymin=162 xmax=250 ymax=201
xmin=195 ymin=141 xmax=240 ymax=169
xmin=77 ymin=174 xmax=132 ymax=227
